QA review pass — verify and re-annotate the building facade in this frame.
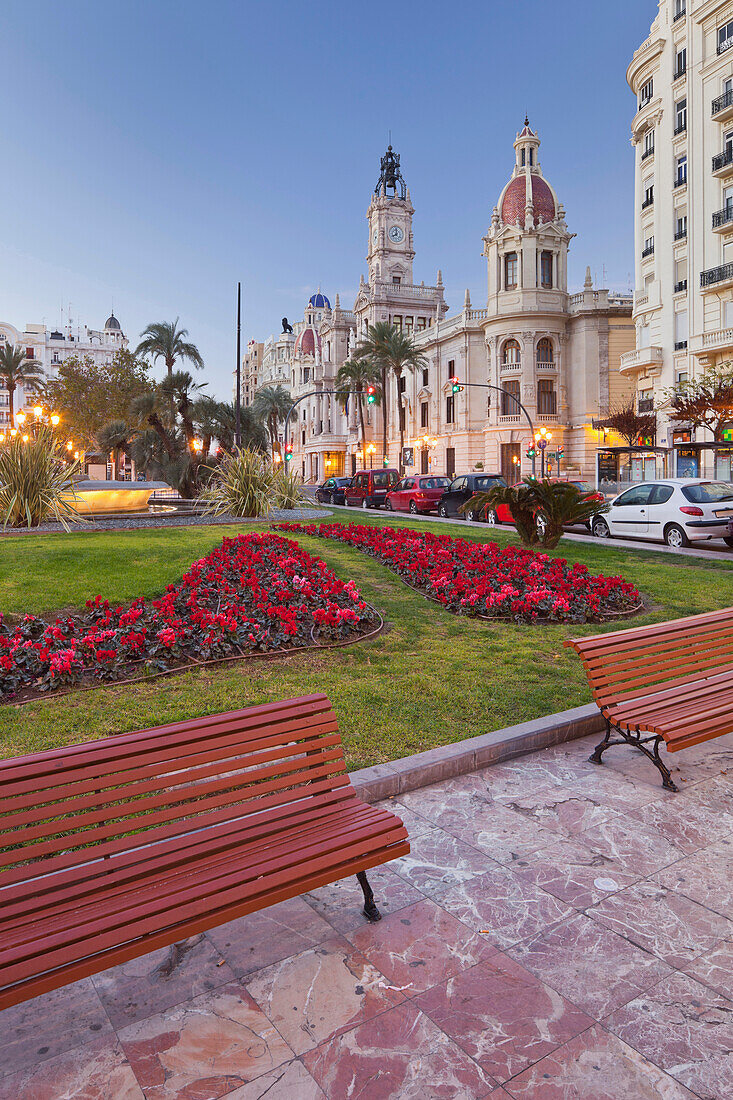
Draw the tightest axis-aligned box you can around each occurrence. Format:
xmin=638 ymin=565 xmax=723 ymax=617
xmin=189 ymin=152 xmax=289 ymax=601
xmin=0 ymin=314 xmax=127 ymax=427
xmin=244 ymin=134 xmax=633 ymax=484
xmin=627 ymin=0 xmax=733 ymax=481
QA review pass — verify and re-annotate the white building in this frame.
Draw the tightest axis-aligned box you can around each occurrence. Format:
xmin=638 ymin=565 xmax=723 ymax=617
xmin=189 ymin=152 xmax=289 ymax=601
xmin=627 ymin=0 xmax=733 ymax=480
xmin=0 ymin=314 xmax=127 ymax=427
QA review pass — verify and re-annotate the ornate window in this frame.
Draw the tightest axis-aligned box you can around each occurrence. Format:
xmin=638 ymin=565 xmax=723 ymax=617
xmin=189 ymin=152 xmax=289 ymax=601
xmin=504 ymin=252 xmax=518 ymax=289
xmin=537 ymin=338 xmax=554 ymax=365
xmin=540 ymin=252 xmax=553 ymax=288
xmin=501 ymin=379 xmax=521 ymax=416
xmin=537 ymin=378 xmax=557 ymax=415
xmin=502 ymin=338 xmax=521 ymax=367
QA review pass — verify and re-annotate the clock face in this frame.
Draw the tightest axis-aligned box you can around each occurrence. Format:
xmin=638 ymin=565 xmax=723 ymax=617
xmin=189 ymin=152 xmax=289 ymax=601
xmin=389 ymin=225 xmax=404 ymax=243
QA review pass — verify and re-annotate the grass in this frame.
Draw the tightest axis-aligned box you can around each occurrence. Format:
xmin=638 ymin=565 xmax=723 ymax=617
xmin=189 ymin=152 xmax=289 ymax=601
xmin=2 ymin=514 xmax=733 ymax=770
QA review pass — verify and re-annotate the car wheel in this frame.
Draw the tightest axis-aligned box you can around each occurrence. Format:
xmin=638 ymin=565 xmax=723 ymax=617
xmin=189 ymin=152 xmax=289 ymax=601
xmin=361 ymin=499 xmax=369 ymax=510
xmin=484 ymin=508 xmax=498 ymax=526
xmin=438 ymin=504 xmax=448 ymax=518
xmin=329 ymin=492 xmax=336 ymax=505
xmin=409 ymin=500 xmax=418 ymax=514
xmin=592 ymin=517 xmax=610 ymax=539
xmin=664 ymin=523 xmax=689 ymax=549
xmin=724 ymin=536 xmax=733 ymax=549
xmin=385 ymin=499 xmax=393 ymax=511
xmin=465 ymin=508 xmax=478 ymax=522
xmin=536 ymin=513 xmax=548 ymax=538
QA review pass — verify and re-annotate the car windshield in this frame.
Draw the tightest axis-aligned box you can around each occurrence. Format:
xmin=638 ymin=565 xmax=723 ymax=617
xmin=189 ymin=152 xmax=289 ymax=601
xmin=475 ymin=476 xmax=505 ymax=491
xmin=681 ymin=482 xmax=733 ymax=503
xmin=372 ymin=471 xmax=396 ymax=488
xmin=420 ymin=477 xmax=450 ymax=489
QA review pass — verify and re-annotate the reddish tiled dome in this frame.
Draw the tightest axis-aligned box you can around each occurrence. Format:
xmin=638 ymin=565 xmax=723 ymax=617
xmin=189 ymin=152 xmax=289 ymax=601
xmin=500 ymin=174 xmax=556 ymax=226
xmin=294 ymin=326 xmax=320 ymax=357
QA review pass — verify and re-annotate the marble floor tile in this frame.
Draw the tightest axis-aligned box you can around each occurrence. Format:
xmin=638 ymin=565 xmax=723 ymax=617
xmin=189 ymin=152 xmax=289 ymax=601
xmin=416 ymin=953 xmax=593 ymax=1084
xmin=627 ymin=793 xmax=730 ymax=855
xmin=390 ymin=823 xmax=497 ymax=897
xmin=493 ymin=784 xmax=615 ymax=841
xmin=683 ymin=775 xmax=733 ymax=827
xmin=682 ymin=938 xmax=733 ymax=1001
xmin=664 ymin=733 xmax=733 ymax=782
xmin=506 ymin=913 xmax=672 ymax=1020
xmin=218 ymin=1059 xmax=324 ymax=1099
xmin=395 ymin=772 xmax=496 ymax=818
xmin=243 ymin=933 xmax=404 ymax=1055
xmin=93 ymin=933 xmax=235 ymax=1029
xmin=206 ymin=895 xmax=335 ymax=978
xmin=435 ymin=865 xmax=575 ymax=950
xmin=303 ymin=864 xmax=424 ymax=934
xmin=346 ymin=898 xmax=496 ymax=995
xmin=302 ymin=1000 xmax=494 ymax=1099
xmin=503 ymin=1023 xmax=697 ymax=1099
xmin=118 ymin=982 xmax=293 ymax=1100
xmin=420 ymin=797 xmax=559 ymax=866
xmin=575 ymin=811 xmax=686 ymax=877
xmin=510 ymin=834 xmax=641 ymax=909
xmin=587 ymin=880 xmax=733 ymax=968
xmin=605 ymin=972 xmax=733 ymax=1100
xmin=654 ymin=837 xmax=733 ymax=918
xmin=373 ymin=798 xmax=434 ymax=838
xmin=0 ymin=976 xmax=114 ymax=1078
xmin=0 ymin=1035 xmax=144 ymax=1100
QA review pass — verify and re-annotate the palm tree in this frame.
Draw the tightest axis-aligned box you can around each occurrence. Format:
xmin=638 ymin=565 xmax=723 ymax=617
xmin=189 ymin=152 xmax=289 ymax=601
xmin=354 ymin=323 xmax=428 ymax=468
xmin=97 ymin=420 xmax=134 ymax=480
xmin=160 ymin=370 xmax=205 ymax=451
xmin=253 ymin=385 xmax=292 ymax=461
xmin=0 ymin=345 xmax=44 ymax=428
xmin=335 ymin=358 xmax=381 ymax=456
xmin=135 ymin=319 xmax=203 ymax=422
xmin=194 ymin=398 xmax=268 ymax=456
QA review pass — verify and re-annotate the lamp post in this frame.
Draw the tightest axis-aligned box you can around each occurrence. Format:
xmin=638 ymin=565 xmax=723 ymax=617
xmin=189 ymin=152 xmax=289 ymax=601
xmin=235 ymin=282 xmax=242 ymax=450
xmin=366 ymin=443 xmax=376 ymax=470
xmin=534 ymin=426 xmax=552 ymax=478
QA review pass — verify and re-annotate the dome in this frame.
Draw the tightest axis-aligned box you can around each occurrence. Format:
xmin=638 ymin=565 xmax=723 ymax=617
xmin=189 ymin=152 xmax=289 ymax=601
xmin=104 ymin=313 xmax=121 ymax=331
xmin=308 ymin=291 xmax=330 ymax=310
xmin=500 ymin=174 xmax=555 ymax=227
xmin=294 ymin=326 xmax=320 ymax=357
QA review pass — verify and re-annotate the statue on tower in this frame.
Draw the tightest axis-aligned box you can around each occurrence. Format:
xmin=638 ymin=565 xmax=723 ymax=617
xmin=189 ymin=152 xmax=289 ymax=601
xmin=281 ymin=317 xmax=293 ymax=334
xmin=375 ymin=144 xmax=407 ymax=199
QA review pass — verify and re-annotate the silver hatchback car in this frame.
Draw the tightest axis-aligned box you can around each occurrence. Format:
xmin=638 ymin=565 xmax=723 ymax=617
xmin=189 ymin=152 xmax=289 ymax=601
xmin=591 ymin=479 xmax=733 ymax=549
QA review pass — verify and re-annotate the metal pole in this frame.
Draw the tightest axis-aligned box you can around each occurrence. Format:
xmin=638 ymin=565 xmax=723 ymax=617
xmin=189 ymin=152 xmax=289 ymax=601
xmin=235 ymin=282 xmax=242 ymax=450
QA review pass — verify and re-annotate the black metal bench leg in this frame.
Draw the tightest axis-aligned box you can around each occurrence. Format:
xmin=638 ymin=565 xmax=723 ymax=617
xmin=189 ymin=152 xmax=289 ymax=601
xmin=356 ymin=870 xmax=381 ymax=922
xmin=644 ymin=733 xmax=679 ymax=793
xmin=589 ymin=718 xmax=613 ymax=766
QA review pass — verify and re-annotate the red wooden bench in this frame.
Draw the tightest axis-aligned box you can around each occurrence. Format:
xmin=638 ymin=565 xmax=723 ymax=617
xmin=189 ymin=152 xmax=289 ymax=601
xmin=566 ymin=607 xmax=733 ymax=791
xmin=0 ymin=693 xmax=409 ymax=1011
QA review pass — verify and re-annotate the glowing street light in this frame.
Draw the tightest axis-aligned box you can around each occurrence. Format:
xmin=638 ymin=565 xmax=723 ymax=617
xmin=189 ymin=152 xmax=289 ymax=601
xmin=50 ymin=414 xmax=60 ymax=427
xmin=33 ymin=405 xmax=43 ymax=418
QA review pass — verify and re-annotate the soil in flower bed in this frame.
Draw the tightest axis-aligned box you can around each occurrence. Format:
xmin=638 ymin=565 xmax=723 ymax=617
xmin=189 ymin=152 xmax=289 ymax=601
xmin=274 ymin=522 xmax=641 ymax=624
xmin=0 ymin=532 xmax=380 ymax=702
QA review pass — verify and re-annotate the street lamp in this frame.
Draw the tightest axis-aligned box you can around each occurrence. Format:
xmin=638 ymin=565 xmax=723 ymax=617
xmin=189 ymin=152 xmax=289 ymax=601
xmin=534 ymin=426 xmax=552 ymax=478
xmin=366 ymin=443 xmax=376 ymax=470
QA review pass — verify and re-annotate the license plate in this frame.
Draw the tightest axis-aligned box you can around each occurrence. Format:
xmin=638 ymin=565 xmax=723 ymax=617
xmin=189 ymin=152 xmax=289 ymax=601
xmin=714 ymin=508 xmax=733 ymax=518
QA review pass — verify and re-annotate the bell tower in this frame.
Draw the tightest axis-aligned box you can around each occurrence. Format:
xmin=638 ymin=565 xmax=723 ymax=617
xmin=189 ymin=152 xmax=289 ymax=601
xmin=366 ymin=145 xmax=415 ymax=286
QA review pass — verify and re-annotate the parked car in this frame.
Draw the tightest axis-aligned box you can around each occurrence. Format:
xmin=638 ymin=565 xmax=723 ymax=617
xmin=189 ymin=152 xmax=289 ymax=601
xmin=314 ymin=476 xmax=352 ymax=505
xmin=437 ymin=473 xmax=513 ymax=523
xmin=344 ymin=468 xmax=400 ymax=509
xmin=590 ymin=479 xmax=733 ymax=549
xmin=385 ymin=475 xmax=451 ymax=514
xmin=535 ymin=478 xmax=606 ymax=534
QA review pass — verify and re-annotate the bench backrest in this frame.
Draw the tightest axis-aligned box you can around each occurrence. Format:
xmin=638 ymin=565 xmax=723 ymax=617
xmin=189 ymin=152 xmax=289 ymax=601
xmin=0 ymin=693 xmax=348 ymax=890
xmin=565 ymin=607 xmax=733 ymax=710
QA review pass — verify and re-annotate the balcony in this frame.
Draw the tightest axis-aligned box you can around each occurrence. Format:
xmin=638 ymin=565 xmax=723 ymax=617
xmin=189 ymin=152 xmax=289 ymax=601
xmin=499 ymin=360 xmax=521 ymax=372
xmin=712 ymin=88 xmax=733 ymax=122
xmin=674 ymin=174 xmax=688 ymax=189
xmin=673 ymin=66 xmax=686 ymax=82
xmin=536 ymin=360 xmax=556 ymax=370
xmin=641 ymin=146 xmax=655 ymax=161
xmin=674 ymin=226 xmax=688 ymax=240
xmin=619 ymin=346 xmax=664 ymax=374
xmin=673 ymin=121 xmax=687 ymax=135
xmin=674 ymin=279 xmax=688 ymax=293
xmin=641 ymin=194 xmax=654 ymax=210
xmin=701 ymin=262 xmax=733 ymax=290
xmin=718 ymin=34 xmax=733 ymax=55
xmin=638 ymin=398 xmax=655 ymax=413
xmin=690 ymin=327 xmax=733 ymax=360
xmin=674 ymin=340 xmax=688 ymax=351
xmin=713 ymin=206 xmax=733 ymax=232
xmin=641 ymin=244 xmax=655 ymax=258
xmin=712 ymin=148 xmax=733 ymax=177
xmin=673 ymin=5 xmax=685 ymax=21
xmin=498 ymin=414 xmax=520 ymax=424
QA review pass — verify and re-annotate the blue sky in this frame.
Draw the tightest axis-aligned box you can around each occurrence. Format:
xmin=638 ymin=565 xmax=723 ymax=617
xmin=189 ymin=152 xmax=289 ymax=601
xmin=0 ymin=0 xmax=655 ymax=400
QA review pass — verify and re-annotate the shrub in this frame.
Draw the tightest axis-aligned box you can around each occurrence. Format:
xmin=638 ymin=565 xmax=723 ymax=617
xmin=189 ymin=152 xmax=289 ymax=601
xmin=464 ymin=478 xmax=607 ymax=550
xmin=0 ymin=428 xmax=83 ymax=529
xmin=202 ymin=448 xmax=310 ymax=517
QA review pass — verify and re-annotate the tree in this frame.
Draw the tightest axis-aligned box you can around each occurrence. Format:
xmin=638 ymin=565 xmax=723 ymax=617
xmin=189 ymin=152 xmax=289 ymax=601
xmin=253 ymin=385 xmax=292 ymax=460
xmin=96 ymin=420 xmax=135 ymax=480
xmin=335 ymin=358 xmax=381 ymax=455
xmin=193 ymin=398 xmax=267 ymax=456
xmin=471 ymin=479 xmax=607 ymax=551
xmin=160 ymin=370 xmax=205 ymax=451
xmin=601 ymin=398 xmax=657 ymax=446
xmin=667 ymin=364 xmax=733 ymax=440
xmin=0 ymin=344 xmax=44 ymax=428
xmin=135 ymin=319 xmax=203 ymax=422
xmin=39 ymin=350 xmax=151 ymax=450
xmin=354 ymin=322 xmax=427 ymax=467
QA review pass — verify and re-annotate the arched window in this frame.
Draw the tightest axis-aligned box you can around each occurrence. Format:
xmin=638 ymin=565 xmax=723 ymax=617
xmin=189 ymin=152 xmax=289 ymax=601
xmin=537 ymin=338 xmax=554 ymax=365
xmin=502 ymin=338 xmax=521 ymax=366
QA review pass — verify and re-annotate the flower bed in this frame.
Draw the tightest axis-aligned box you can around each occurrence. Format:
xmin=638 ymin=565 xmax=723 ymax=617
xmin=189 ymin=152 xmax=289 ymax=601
xmin=274 ymin=522 xmax=641 ymax=624
xmin=0 ymin=532 xmax=379 ymax=700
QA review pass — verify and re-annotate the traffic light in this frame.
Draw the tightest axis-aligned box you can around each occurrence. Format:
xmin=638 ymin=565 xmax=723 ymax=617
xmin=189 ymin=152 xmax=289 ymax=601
xmin=284 ymin=442 xmax=293 ymax=462
xmin=526 ymin=445 xmax=536 ymax=459
xmin=449 ymin=376 xmax=464 ymax=394
xmin=556 ymin=445 xmax=564 ymax=459
xmin=366 ymin=386 xmax=376 ymax=405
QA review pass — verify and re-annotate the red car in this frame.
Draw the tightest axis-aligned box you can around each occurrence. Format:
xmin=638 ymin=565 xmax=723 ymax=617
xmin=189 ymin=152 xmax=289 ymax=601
xmin=344 ymin=468 xmax=400 ymax=509
xmin=386 ymin=475 xmax=451 ymax=514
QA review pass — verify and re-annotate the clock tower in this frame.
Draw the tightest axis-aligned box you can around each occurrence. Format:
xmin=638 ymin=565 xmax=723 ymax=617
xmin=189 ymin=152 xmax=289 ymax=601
xmin=366 ymin=145 xmax=415 ymax=285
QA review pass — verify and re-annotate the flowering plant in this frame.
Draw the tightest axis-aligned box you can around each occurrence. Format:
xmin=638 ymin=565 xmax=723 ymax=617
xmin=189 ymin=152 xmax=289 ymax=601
xmin=274 ymin=522 xmax=640 ymax=624
xmin=0 ymin=533 xmax=377 ymax=700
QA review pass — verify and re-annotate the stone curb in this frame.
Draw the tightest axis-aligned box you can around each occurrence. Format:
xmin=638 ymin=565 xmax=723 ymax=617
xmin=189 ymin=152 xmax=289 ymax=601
xmin=349 ymin=703 xmax=605 ymax=802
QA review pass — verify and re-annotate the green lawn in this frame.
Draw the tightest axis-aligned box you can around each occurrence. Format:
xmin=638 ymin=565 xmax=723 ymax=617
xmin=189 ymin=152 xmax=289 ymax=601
xmin=2 ymin=515 xmax=732 ymax=770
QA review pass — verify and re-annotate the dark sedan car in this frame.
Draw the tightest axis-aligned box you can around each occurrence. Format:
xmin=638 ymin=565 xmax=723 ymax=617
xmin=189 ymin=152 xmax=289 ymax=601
xmin=437 ymin=473 xmax=508 ymax=521
xmin=315 ymin=476 xmax=352 ymax=505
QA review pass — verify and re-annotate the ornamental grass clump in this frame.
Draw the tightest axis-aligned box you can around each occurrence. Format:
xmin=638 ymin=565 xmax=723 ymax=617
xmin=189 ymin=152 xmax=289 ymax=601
xmin=0 ymin=428 xmax=83 ymax=529
xmin=202 ymin=448 xmax=310 ymax=517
